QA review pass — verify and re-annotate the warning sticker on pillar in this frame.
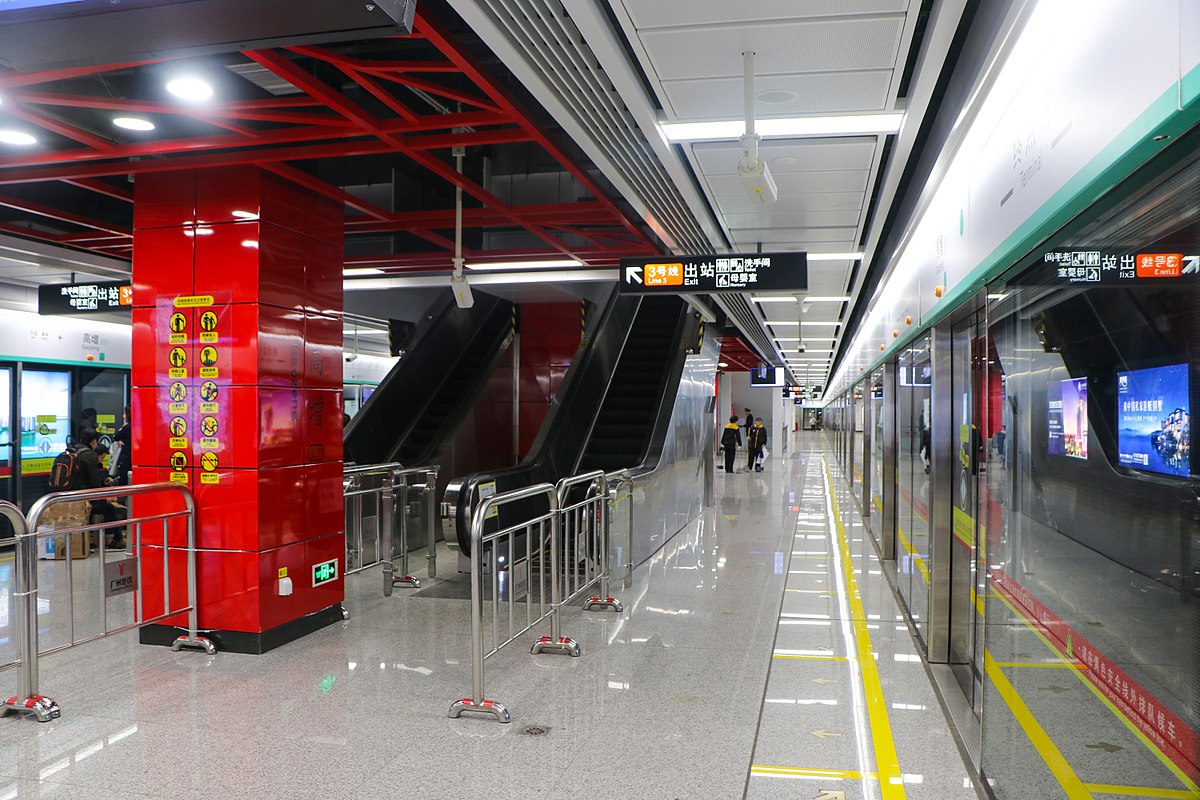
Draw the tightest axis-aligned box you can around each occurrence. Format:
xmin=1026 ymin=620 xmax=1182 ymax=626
xmin=200 ymin=451 xmax=219 ymax=484
xmin=199 ymin=309 xmax=219 ymax=343
xmin=199 ymin=345 xmax=218 ymax=378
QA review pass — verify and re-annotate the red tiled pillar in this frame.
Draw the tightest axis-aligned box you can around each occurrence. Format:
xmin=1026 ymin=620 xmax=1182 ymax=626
xmin=131 ymin=166 xmax=345 ymax=653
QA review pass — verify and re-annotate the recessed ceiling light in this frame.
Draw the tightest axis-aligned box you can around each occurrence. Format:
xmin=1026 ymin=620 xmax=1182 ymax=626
xmin=717 ymin=362 xmax=729 ymax=368
xmin=757 ymin=89 xmax=798 ymax=104
xmin=166 ymin=76 xmax=214 ymax=102
xmin=660 ymin=112 xmax=904 ymax=142
xmin=113 ymin=117 xmax=155 ymax=131
xmin=807 ymin=252 xmax=864 ymax=261
xmin=465 ymin=259 xmax=582 ymax=270
xmin=753 ymin=296 xmax=797 ymax=303
xmin=804 ymin=296 xmax=850 ymax=302
xmin=0 ymin=130 xmax=37 ymax=146
xmin=343 ymin=268 xmax=384 ymax=276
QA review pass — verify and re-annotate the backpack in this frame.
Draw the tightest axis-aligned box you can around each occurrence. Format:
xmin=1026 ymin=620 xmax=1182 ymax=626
xmin=48 ymin=448 xmax=78 ymax=490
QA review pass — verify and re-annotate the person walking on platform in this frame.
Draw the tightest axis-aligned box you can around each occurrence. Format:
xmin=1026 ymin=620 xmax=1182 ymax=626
xmin=747 ymin=418 xmax=768 ymax=472
xmin=721 ymin=415 xmax=742 ymax=473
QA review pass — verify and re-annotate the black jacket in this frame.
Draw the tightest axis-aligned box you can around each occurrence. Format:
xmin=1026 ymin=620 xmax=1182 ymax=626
xmin=748 ymin=425 xmax=768 ymax=453
xmin=70 ymin=445 xmax=106 ymax=490
xmin=720 ymin=423 xmax=742 ymax=449
xmin=114 ymin=423 xmax=132 ymax=475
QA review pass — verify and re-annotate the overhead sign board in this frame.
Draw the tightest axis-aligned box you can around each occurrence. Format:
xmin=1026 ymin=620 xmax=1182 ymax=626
xmin=619 ymin=252 xmax=807 ymax=295
xmin=38 ymin=281 xmax=132 ymax=315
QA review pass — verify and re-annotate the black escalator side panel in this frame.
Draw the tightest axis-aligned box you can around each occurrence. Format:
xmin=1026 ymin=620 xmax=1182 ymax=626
xmin=344 ymin=292 xmax=512 ymax=466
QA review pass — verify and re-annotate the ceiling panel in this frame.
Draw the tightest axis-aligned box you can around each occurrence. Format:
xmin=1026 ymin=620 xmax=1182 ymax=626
xmin=705 ymin=170 xmax=871 ymax=196
xmin=720 ymin=209 xmax=863 ymax=229
xmin=639 ymin=17 xmax=905 ymax=82
xmin=713 ymin=191 xmax=864 ymax=214
xmin=693 ymin=139 xmax=877 ymax=174
xmin=730 ymin=227 xmax=857 ymax=244
xmin=622 ymin=0 xmax=908 ymax=30
xmin=661 ymin=70 xmax=893 ymax=119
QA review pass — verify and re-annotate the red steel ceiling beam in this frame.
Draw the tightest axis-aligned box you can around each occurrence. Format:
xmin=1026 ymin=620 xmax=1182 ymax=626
xmin=413 ymin=11 xmax=658 ymax=255
xmin=342 ymin=201 xmax=617 ymax=232
xmin=0 ymin=193 xmax=128 ymax=237
xmin=8 ymin=91 xmax=357 ymax=128
xmin=62 ymin=178 xmax=133 ymax=202
xmin=0 ymin=59 xmax=165 ymax=89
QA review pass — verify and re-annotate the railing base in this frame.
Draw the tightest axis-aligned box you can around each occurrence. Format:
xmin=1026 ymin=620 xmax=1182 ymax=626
xmin=531 ymin=635 xmax=581 ymax=657
xmin=171 ymin=635 xmax=218 ymax=655
xmin=2 ymin=694 xmax=61 ymax=722
xmin=448 ymin=698 xmax=510 ymax=723
xmin=584 ymin=596 xmax=623 ymax=613
xmin=392 ymin=575 xmax=421 ymax=589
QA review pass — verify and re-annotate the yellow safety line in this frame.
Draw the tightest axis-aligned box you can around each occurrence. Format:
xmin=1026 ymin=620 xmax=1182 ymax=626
xmin=772 ymin=654 xmax=849 ymax=662
xmin=826 ymin=468 xmax=906 ymax=800
xmin=751 ymin=764 xmax=877 ymax=780
xmin=992 ymin=589 xmax=1200 ymax=794
xmin=894 ymin=524 xmax=930 ymax=587
xmin=1084 ymin=784 xmax=1199 ymax=798
xmin=992 ymin=661 xmax=1082 ymax=670
xmin=983 ymin=651 xmax=1092 ymax=798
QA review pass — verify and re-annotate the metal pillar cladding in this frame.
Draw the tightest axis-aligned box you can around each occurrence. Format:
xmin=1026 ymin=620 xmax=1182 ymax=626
xmin=555 ymin=470 xmax=622 ymax=613
xmin=927 ymin=324 xmax=955 ymax=664
xmin=449 ymin=482 xmax=578 ymax=724
xmin=880 ymin=362 xmax=898 ymax=561
xmin=3 ymin=483 xmax=214 ymax=723
xmin=131 ymin=165 xmax=345 ymax=653
xmin=861 ymin=388 xmax=873 ymax=518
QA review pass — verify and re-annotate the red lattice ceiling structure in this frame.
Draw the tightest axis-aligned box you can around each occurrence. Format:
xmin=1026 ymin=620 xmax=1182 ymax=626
xmin=717 ymin=334 xmax=764 ymax=372
xmin=0 ymin=8 xmax=659 ymax=270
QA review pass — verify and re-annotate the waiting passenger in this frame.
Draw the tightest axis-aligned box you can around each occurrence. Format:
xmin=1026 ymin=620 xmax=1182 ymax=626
xmin=73 ymin=427 xmax=124 ymax=549
xmin=747 ymin=418 xmax=768 ymax=472
xmin=721 ymin=415 xmax=742 ymax=473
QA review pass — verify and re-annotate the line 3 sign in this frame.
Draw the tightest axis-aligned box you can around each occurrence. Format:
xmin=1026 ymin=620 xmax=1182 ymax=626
xmin=619 ymin=252 xmax=807 ymax=295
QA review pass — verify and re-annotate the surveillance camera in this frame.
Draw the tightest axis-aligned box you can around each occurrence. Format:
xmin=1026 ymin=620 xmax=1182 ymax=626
xmin=796 ymin=343 xmax=806 ymax=353
xmin=344 ymin=353 xmax=358 ymax=363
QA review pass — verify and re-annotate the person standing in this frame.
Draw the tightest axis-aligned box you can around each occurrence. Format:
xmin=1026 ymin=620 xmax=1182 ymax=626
xmin=747 ymin=418 xmax=768 ymax=472
xmin=108 ymin=405 xmax=132 ymax=486
xmin=743 ymin=408 xmax=755 ymax=437
xmin=74 ymin=427 xmax=124 ymax=549
xmin=721 ymin=415 xmax=742 ymax=473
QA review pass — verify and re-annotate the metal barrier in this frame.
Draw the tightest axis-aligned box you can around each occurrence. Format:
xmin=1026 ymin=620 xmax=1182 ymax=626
xmin=448 ymin=483 xmax=580 ymax=724
xmin=343 ymin=463 xmax=439 ymax=595
xmin=556 ymin=470 xmax=622 ymax=613
xmin=1 ymin=483 xmax=215 ymax=723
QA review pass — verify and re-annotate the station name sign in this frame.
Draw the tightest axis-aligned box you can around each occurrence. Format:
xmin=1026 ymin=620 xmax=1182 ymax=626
xmin=619 ymin=252 xmax=807 ymax=295
xmin=38 ymin=280 xmax=132 ymax=315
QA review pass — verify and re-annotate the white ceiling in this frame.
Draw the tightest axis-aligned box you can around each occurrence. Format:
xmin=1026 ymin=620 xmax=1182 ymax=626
xmin=610 ymin=0 xmax=924 ymax=389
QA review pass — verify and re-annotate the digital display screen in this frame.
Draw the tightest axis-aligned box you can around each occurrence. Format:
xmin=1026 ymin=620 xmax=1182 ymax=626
xmin=750 ymin=366 xmax=782 ymax=387
xmin=899 ymin=364 xmax=931 ymax=387
xmin=0 ymin=0 xmax=85 ymax=10
xmin=1049 ymin=378 xmax=1088 ymax=459
xmin=312 ymin=558 xmax=339 ymax=587
xmin=1117 ymin=364 xmax=1190 ymax=477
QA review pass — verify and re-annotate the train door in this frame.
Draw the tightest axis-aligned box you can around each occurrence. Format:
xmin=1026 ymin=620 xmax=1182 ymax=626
xmin=948 ymin=308 xmax=990 ymax=713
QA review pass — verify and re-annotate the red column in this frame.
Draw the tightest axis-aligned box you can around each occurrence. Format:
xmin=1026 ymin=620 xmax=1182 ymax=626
xmin=131 ymin=166 xmax=345 ymax=653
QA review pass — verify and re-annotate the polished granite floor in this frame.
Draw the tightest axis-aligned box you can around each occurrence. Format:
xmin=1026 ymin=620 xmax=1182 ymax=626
xmin=0 ymin=435 xmax=979 ymax=799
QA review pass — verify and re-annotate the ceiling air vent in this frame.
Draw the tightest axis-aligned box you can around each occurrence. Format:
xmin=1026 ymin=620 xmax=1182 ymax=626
xmin=226 ymin=62 xmax=304 ymax=96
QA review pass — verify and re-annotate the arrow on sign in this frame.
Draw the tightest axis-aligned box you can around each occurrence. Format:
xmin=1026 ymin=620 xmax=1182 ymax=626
xmin=1183 ymin=255 xmax=1199 ymax=275
xmin=625 ymin=265 xmax=643 ymax=285
xmin=815 ymin=791 xmax=846 ymax=800
xmin=809 ymin=729 xmax=842 ymax=739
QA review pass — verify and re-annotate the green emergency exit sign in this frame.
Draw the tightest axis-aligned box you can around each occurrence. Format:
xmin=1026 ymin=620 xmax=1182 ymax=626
xmin=312 ymin=558 xmax=339 ymax=587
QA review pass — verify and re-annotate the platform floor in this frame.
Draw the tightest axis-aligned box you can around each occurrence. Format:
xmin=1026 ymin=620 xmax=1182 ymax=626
xmin=0 ymin=436 xmax=979 ymax=799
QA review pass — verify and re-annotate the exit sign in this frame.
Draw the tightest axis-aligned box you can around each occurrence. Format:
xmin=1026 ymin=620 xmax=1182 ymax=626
xmin=312 ymin=558 xmax=339 ymax=587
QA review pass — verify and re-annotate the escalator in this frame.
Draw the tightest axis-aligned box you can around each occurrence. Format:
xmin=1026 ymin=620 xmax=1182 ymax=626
xmin=445 ymin=290 xmax=699 ymax=551
xmin=344 ymin=291 xmax=513 ymax=467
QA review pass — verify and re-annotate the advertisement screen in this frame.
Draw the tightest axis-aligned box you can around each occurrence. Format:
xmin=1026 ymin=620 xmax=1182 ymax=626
xmin=1047 ymin=377 xmax=1088 ymax=459
xmin=1061 ymin=378 xmax=1088 ymax=459
xmin=1117 ymin=364 xmax=1190 ymax=477
xmin=750 ymin=366 xmax=782 ymax=387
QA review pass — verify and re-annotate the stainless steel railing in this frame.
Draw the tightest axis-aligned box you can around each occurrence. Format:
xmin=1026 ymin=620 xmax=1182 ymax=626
xmin=343 ymin=463 xmax=439 ymax=595
xmin=1 ymin=483 xmax=215 ymax=723
xmin=448 ymin=482 xmax=581 ymax=724
xmin=556 ymin=470 xmax=622 ymax=613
